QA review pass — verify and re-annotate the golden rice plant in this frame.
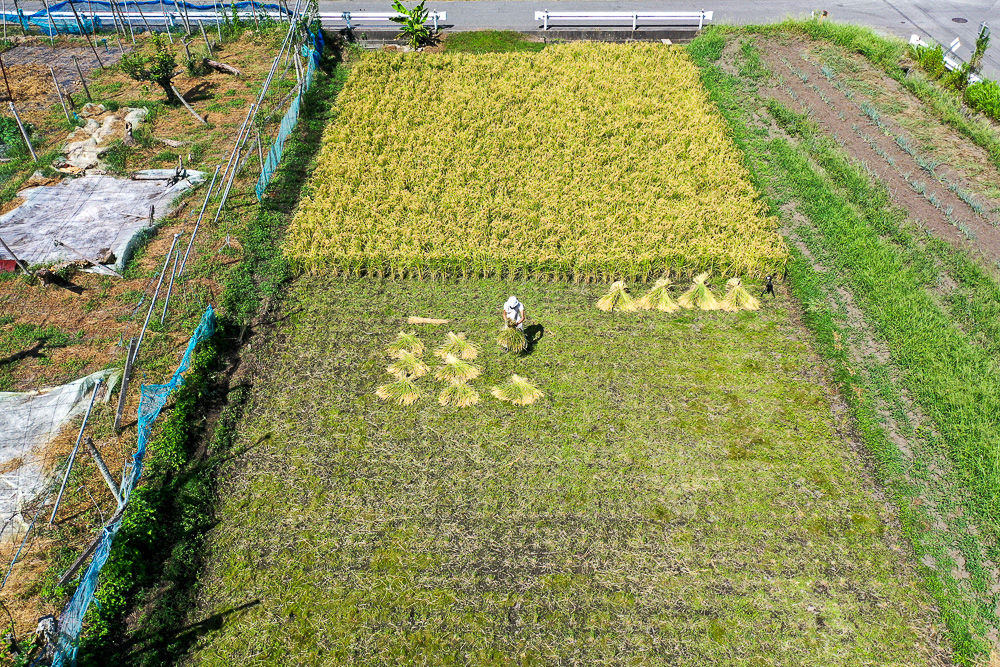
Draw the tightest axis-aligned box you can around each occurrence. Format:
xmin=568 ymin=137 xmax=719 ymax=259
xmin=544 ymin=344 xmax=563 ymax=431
xmin=497 ymin=324 xmax=527 ymax=353
xmin=434 ymin=332 xmax=479 ymax=360
xmin=435 ymin=353 xmax=482 ymax=384
xmin=375 ymin=377 xmax=421 ymax=405
xmin=491 ymin=375 xmax=544 ymax=406
xmin=597 ymin=281 xmax=637 ymax=312
xmin=284 ymin=43 xmax=789 ymax=282
xmin=635 ymin=278 xmax=679 ymax=312
xmin=721 ymin=277 xmax=760 ymax=312
xmin=387 ymin=350 xmax=429 ymax=379
xmin=677 ymin=272 xmax=720 ymax=310
xmin=386 ymin=331 xmax=424 ymax=357
xmin=439 ymin=383 xmax=481 ymax=407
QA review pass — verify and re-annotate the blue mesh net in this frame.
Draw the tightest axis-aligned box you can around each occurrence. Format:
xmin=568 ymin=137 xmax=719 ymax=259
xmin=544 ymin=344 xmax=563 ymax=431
xmin=51 ymin=305 xmax=216 ymax=666
xmin=255 ymin=28 xmax=323 ymax=200
xmin=3 ymin=0 xmax=290 ymax=36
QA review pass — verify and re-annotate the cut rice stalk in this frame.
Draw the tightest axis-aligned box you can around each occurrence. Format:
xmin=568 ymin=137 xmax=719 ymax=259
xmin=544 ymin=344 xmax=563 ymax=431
xmin=635 ymin=278 xmax=679 ymax=312
xmin=386 ymin=330 xmax=425 ymax=357
xmin=497 ymin=325 xmax=527 ymax=353
xmin=435 ymin=353 xmax=482 ymax=384
xmin=375 ymin=376 xmax=421 ymax=405
xmin=596 ymin=280 xmax=637 ymax=312
xmin=721 ymin=277 xmax=760 ymax=311
xmin=677 ymin=272 xmax=720 ymax=310
xmin=491 ymin=374 xmax=544 ymax=406
xmin=387 ymin=350 xmax=430 ymax=379
xmin=439 ymin=383 xmax=481 ymax=407
xmin=435 ymin=331 xmax=479 ymax=360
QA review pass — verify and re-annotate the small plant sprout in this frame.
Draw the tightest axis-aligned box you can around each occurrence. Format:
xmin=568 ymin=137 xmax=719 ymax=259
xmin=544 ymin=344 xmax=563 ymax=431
xmin=439 ymin=383 xmax=480 ymax=407
xmin=387 ymin=350 xmax=429 ymax=380
xmin=635 ymin=278 xmax=679 ymax=312
xmin=491 ymin=375 xmax=544 ymax=406
xmin=435 ymin=353 xmax=482 ymax=384
xmin=596 ymin=280 xmax=637 ymax=312
xmin=386 ymin=330 xmax=425 ymax=357
xmin=435 ymin=332 xmax=479 ymax=360
xmin=497 ymin=325 xmax=527 ymax=353
xmin=677 ymin=273 xmax=720 ymax=310
xmin=721 ymin=277 xmax=761 ymax=312
xmin=376 ymin=376 xmax=421 ymax=405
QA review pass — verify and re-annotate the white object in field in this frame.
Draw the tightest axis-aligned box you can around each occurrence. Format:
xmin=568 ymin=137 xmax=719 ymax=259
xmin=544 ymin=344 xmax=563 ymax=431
xmin=534 ymin=9 xmax=713 ymax=30
xmin=0 ymin=369 xmax=119 ymax=536
xmin=947 ymin=37 xmax=961 ymax=54
xmin=325 ymin=11 xmax=447 ymax=31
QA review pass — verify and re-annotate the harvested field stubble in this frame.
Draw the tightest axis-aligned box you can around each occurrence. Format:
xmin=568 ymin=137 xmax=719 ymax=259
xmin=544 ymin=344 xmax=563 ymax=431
xmin=286 ymin=43 xmax=788 ymax=281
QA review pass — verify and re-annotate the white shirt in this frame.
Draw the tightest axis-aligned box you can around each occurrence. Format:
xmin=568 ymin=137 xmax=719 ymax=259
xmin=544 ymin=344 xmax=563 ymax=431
xmin=504 ymin=301 xmax=524 ymax=324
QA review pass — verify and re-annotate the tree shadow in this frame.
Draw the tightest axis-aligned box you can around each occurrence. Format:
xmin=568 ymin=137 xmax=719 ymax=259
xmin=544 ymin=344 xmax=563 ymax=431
xmin=183 ymin=81 xmax=213 ymax=103
xmin=521 ymin=324 xmax=544 ymax=356
xmin=0 ymin=340 xmax=47 ymax=366
xmin=125 ymin=598 xmax=261 ymax=659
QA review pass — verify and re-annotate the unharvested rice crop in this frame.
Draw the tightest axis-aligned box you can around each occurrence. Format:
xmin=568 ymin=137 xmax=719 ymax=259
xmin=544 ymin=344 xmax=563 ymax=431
xmin=286 ymin=43 xmax=787 ymax=281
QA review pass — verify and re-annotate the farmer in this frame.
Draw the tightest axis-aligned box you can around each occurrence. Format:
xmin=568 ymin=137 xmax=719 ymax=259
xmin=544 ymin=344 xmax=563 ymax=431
xmin=502 ymin=296 xmax=526 ymax=330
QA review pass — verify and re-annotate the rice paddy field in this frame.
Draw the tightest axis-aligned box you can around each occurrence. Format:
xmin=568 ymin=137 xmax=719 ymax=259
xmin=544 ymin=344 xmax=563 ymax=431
xmin=159 ymin=28 xmax=1000 ymax=666
xmin=285 ymin=43 xmax=788 ymax=282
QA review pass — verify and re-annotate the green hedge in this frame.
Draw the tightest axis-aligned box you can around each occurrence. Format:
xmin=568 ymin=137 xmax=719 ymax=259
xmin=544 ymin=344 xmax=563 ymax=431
xmin=965 ymin=79 xmax=1000 ymax=122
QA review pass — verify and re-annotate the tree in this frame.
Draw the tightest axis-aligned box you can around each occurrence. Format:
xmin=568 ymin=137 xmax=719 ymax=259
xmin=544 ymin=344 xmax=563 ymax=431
xmin=118 ymin=35 xmax=179 ymax=103
xmin=390 ymin=0 xmax=430 ymax=49
xmin=971 ymin=22 xmax=991 ymax=74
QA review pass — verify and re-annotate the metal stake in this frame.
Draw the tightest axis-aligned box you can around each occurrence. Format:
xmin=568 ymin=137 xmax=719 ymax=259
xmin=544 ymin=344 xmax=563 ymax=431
xmin=50 ymin=378 xmax=103 ymax=524
xmin=198 ymin=18 xmax=212 ymax=56
xmin=159 ymin=237 xmax=180 ymax=325
xmin=0 ymin=234 xmax=32 ymax=277
xmin=113 ymin=337 xmax=137 ymax=431
xmin=133 ymin=233 xmax=181 ymax=366
xmin=86 ymin=438 xmax=123 ymax=506
xmin=48 ymin=65 xmax=71 ymax=124
xmin=9 ymin=102 xmax=36 ymax=162
xmin=40 ymin=0 xmax=56 ymax=44
xmin=178 ymin=163 xmax=220 ymax=277
xmin=0 ymin=51 xmax=14 ymax=102
xmin=68 ymin=0 xmax=103 ymax=67
xmin=72 ymin=55 xmax=92 ymax=102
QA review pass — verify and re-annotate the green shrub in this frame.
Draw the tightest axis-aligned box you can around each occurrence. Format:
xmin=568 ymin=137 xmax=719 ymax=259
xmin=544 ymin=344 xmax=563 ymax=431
xmin=965 ymin=79 xmax=1000 ymax=121
xmin=914 ymin=43 xmax=946 ymax=79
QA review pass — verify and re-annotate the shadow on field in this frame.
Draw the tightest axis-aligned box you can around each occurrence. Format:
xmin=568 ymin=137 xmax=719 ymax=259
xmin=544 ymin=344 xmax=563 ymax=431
xmin=125 ymin=599 xmax=261 ymax=660
xmin=522 ymin=323 xmax=544 ymax=356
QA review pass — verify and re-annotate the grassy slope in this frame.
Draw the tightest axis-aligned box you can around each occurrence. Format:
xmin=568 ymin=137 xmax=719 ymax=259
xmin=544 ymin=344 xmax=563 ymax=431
xmin=184 ymin=278 xmax=943 ymax=665
xmin=687 ymin=24 xmax=1000 ymax=662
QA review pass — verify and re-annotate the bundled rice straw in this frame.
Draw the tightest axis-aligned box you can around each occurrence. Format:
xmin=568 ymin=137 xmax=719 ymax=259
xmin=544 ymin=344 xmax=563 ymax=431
xmin=677 ymin=273 xmax=720 ymax=310
xmin=497 ymin=324 xmax=527 ymax=353
xmin=435 ymin=353 xmax=482 ymax=384
xmin=721 ymin=277 xmax=761 ymax=312
xmin=596 ymin=280 xmax=637 ymax=312
xmin=491 ymin=375 xmax=544 ymax=406
xmin=635 ymin=278 xmax=679 ymax=312
xmin=435 ymin=332 xmax=479 ymax=360
xmin=387 ymin=350 xmax=430 ymax=379
xmin=375 ymin=377 xmax=421 ymax=405
xmin=439 ymin=383 xmax=481 ymax=407
xmin=386 ymin=330 xmax=425 ymax=357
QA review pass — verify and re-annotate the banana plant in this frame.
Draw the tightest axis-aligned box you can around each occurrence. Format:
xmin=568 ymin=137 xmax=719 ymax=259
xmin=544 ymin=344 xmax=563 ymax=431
xmin=390 ymin=0 xmax=431 ymax=49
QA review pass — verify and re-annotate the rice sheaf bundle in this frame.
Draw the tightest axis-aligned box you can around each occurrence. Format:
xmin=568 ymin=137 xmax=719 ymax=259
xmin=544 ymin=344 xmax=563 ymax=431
xmin=375 ymin=376 xmax=421 ymax=405
xmin=635 ymin=278 xmax=679 ymax=312
xmin=435 ymin=353 xmax=482 ymax=384
xmin=435 ymin=332 xmax=479 ymax=360
xmin=721 ymin=277 xmax=760 ymax=312
xmin=491 ymin=375 xmax=544 ymax=406
xmin=439 ymin=383 xmax=481 ymax=407
xmin=386 ymin=330 xmax=425 ymax=357
xmin=497 ymin=324 xmax=527 ymax=353
xmin=677 ymin=272 xmax=720 ymax=311
xmin=387 ymin=350 xmax=429 ymax=379
xmin=596 ymin=280 xmax=637 ymax=312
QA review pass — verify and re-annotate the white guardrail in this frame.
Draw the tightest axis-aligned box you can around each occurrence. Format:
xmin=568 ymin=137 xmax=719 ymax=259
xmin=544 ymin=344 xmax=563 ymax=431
xmin=909 ymin=34 xmax=983 ymax=84
xmin=323 ymin=11 xmax=446 ymax=30
xmin=534 ymin=9 xmax=713 ymax=30
xmin=42 ymin=9 xmax=446 ymax=30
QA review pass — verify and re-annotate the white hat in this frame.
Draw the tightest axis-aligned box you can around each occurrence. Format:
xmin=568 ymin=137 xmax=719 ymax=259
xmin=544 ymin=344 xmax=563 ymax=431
xmin=505 ymin=296 xmax=520 ymax=308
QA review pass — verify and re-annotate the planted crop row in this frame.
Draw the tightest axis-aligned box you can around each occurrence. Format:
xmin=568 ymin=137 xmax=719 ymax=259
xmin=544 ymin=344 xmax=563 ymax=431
xmin=286 ymin=43 xmax=788 ymax=281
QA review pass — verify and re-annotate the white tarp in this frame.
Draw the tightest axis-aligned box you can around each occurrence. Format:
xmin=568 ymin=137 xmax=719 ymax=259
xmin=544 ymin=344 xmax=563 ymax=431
xmin=0 ymin=369 xmax=118 ymax=533
xmin=0 ymin=169 xmax=205 ymax=272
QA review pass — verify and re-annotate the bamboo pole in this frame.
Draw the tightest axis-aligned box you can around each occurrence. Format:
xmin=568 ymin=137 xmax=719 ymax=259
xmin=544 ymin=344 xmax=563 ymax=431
xmin=0 ymin=234 xmax=32 ymax=277
xmin=10 ymin=0 xmax=27 ymax=36
xmin=159 ymin=0 xmax=173 ymax=42
xmin=198 ymin=18 xmax=212 ymax=56
xmin=50 ymin=378 xmax=103 ymax=524
xmin=133 ymin=0 xmax=153 ymax=34
xmin=72 ymin=55 xmax=92 ymax=102
xmin=67 ymin=0 xmax=103 ymax=67
xmin=48 ymin=65 xmax=71 ymax=124
xmin=133 ymin=232 xmax=180 ymax=367
xmin=113 ymin=337 xmax=137 ymax=431
xmin=86 ymin=438 xmax=123 ymax=506
xmin=170 ymin=83 xmax=207 ymax=124
xmin=178 ymin=163 xmax=220 ymax=277
xmin=8 ymin=102 xmax=36 ymax=162
xmin=0 ymin=51 xmax=13 ymax=102
xmin=40 ymin=0 xmax=55 ymax=44
xmin=159 ymin=241 xmax=179 ymax=325
xmin=2 ymin=0 xmax=7 ymax=41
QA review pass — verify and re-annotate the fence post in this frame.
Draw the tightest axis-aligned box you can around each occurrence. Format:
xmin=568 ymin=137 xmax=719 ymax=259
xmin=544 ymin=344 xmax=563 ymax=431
xmin=113 ymin=337 xmax=137 ymax=432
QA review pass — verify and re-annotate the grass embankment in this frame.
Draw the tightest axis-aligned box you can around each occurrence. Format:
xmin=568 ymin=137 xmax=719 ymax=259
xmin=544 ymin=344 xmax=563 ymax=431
xmin=183 ymin=277 xmax=946 ymax=665
xmin=285 ymin=43 xmax=787 ymax=281
xmin=689 ymin=24 xmax=1000 ymax=662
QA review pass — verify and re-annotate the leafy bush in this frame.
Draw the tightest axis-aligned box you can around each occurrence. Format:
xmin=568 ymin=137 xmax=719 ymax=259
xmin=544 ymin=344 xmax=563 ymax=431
xmin=913 ymin=43 xmax=946 ymax=79
xmin=390 ymin=0 xmax=430 ymax=49
xmin=0 ymin=116 xmax=29 ymax=156
xmin=965 ymin=79 xmax=1000 ymax=121
xmin=118 ymin=35 xmax=179 ymax=103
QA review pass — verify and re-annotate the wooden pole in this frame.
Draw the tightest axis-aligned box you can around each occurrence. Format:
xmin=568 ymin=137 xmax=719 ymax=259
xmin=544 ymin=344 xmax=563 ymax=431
xmin=10 ymin=0 xmax=27 ymax=36
xmin=72 ymin=55 xmax=92 ymax=102
xmin=113 ymin=338 xmax=137 ymax=431
xmin=0 ymin=234 xmax=32 ymax=277
xmin=8 ymin=102 xmax=36 ymax=162
xmin=48 ymin=65 xmax=71 ymax=124
xmin=0 ymin=51 xmax=13 ymax=102
xmin=67 ymin=0 xmax=103 ymax=67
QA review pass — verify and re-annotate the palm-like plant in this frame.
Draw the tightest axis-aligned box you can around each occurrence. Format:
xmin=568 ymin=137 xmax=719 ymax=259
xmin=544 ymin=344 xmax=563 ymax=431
xmin=677 ymin=272 xmax=720 ymax=310
xmin=435 ymin=353 xmax=482 ymax=384
xmin=720 ymin=277 xmax=760 ymax=312
xmin=439 ymin=383 xmax=480 ymax=407
xmin=375 ymin=376 xmax=421 ymax=405
xmin=596 ymin=280 xmax=637 ymax=312
xmin=491 ymin=375 xmax=544 ymax=406
xmin=635 ymin=278 xmax=679 ymax=312
xmin=390 ymin=0 xmax=431 ymax=49
xmin=387 ymin=350 xmax=430 ymax=379
xmin=386 ymin=330 xmax=425 ymax=357
xmin=435 ymin=332 xmax=479 ymax=360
